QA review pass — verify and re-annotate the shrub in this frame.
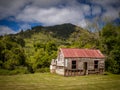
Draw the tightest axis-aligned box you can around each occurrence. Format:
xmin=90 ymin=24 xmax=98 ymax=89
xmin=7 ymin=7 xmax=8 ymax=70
xmin=0 ymin=67 xmax=29 ymax=75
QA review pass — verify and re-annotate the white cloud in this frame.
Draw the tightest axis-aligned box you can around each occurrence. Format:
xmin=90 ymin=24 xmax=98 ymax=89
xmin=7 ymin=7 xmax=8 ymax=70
xmin=0 ymin=0 xmax=119 ymax=30
xmin=90 ymin=0 xmax=120 ymax=20
xmin=30 ymin=0 xmax=64 ymax=8
xmin=0 ymin=0 xmax=92 ymax=28
xmin=0 ymin=26 xmax=16 ymax=35
xmin=102 ymin=6 xmax=120 ymax=21
xmin=16 ymin=4 xmax=88 ymax=27
xmin=82 ymin=4 xmax=91 ymax=16
xmin=0 ymin=0 xmax=30 ymax=19
xmin=92 ymin=5 xmax=102 ymax=15
xmin=90 ymin=0 xmax=120 ymax=6
xmin=0 ymin=0 xmax=71 ymax=20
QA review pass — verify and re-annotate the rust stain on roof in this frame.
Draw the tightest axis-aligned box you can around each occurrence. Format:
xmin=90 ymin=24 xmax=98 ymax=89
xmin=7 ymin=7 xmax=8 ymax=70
xmin=61 ymin=48 xmax=105 ymax=58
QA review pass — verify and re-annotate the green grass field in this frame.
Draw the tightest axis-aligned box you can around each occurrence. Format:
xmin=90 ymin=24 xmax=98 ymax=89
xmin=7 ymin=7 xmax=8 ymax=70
xmin=0 ymin=73 xmax=120 ymax=90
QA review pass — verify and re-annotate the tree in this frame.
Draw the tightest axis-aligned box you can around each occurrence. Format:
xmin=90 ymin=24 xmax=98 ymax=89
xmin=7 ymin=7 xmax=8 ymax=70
xmin=45 ymin=41 xmax=57 ymax=53
xmin=0 ymin=36 xmax=26 ymax=71
xmin=101 ymin=23 xmax=120 ymax=73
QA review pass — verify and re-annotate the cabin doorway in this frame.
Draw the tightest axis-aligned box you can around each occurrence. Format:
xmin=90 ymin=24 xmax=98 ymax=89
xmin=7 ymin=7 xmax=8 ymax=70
xmin=84 ymin=62 xmax=88 ymax=75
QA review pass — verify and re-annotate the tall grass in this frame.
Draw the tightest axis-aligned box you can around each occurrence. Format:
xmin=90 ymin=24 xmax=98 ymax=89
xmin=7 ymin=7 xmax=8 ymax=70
xmin=0 ymin=73 xmax=120 ymax=90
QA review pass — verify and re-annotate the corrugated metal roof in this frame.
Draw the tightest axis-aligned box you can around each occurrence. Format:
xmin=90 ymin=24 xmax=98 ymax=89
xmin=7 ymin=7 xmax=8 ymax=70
xmin=61 ymin=48 xmax=105 ymax=58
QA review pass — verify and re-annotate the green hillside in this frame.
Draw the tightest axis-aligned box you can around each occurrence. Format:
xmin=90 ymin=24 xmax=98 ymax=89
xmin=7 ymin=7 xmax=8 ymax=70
xmin=0 ymin=23 xmax=120 ymax=74
xmin=21 ymin=23 xmax=97 ymax=73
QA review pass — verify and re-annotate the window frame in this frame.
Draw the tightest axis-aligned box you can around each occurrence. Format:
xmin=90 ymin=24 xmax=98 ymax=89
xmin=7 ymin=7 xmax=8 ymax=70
xmin=94 ymin=60 xmax=98 ymax=69
xmin=72 ymin=60 xmax=76 ymax=69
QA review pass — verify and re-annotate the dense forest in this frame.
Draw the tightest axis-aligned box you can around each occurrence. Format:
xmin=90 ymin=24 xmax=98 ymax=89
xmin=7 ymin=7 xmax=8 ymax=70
xmin=0 ymin=23 xmax=120 ymax=75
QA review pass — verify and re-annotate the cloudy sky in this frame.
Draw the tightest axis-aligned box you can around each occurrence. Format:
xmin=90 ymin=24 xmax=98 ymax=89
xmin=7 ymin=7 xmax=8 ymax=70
xmin=0 ymin=0 xmax=120 ymax=35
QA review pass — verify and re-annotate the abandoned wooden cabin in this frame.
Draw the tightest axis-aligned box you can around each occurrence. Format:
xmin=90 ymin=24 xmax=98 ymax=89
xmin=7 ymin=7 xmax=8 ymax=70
xmin=50 ymin=48 xmax=105 ymax=76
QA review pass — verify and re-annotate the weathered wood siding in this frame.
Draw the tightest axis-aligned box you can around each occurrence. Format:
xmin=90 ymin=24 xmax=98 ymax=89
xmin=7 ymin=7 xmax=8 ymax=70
xmin=88 ymin=60 xmax=94 ymax=70
xmin=64 ymin=57 xmax=105 ymax=76
xmin=99 ymin=60 xmax=105 ymax=69
xmin=78 ymin=60 xmax=83 ymax=70
xmin=65 ymin=58 xmax=105 ymax=70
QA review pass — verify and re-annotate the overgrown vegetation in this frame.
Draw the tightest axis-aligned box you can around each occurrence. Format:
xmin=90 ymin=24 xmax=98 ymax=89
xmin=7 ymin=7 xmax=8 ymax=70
xmin=0 ymin=23 xmax=120 ymax=74
xmin=100 ymin=24 xmax=120 ymax=74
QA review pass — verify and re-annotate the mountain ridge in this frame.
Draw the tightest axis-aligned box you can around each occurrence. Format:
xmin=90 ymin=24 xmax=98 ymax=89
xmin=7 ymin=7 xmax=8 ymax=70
xmin=17 ymin=23 xmax=90 ymax=39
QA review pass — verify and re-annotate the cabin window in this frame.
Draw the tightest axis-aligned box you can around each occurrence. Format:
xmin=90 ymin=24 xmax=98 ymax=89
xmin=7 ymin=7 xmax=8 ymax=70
xmin=72 ymin=60 xmax=76 ymax=69
xmin=94 ymin=60 xmax=98 ymax=69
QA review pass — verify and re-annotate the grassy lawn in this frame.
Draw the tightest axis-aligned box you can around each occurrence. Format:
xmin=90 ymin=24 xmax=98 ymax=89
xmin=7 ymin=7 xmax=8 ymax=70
xmin=0 ymin=73 xmax=120 ymax=90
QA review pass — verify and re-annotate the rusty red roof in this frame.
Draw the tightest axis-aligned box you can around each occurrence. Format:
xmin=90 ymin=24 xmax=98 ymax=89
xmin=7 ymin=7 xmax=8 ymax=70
xmin=60 ymin=48 xmax=105 ymax=58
